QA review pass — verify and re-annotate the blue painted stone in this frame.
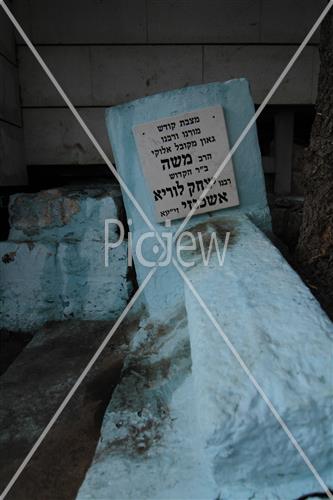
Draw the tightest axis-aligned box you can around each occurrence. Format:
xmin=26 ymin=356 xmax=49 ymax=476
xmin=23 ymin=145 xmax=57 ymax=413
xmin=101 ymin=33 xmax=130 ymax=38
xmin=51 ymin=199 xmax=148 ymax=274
xmin=77 ymin=309 xmax=218 ymax=500
xmin=79 ymin=81 xmax=332 ymax=499
xmin=57 ymin=241 xmax=129 ymax=321
xmin=106 ymin=79 xmax=270 ymax=319
xmin=185 ymin=215 xmax=333 ymax=498
xmin=0 ymin=185 xmax=130 ymax=331
xmin=9 ymin=185 xmax=123 ymax=242
xmin=0 ymin=241 xmax=62 ymax=331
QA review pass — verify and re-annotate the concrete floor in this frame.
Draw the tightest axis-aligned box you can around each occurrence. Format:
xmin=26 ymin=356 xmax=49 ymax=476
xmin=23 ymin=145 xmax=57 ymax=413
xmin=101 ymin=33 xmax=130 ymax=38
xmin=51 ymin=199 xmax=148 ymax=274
xmin=0 ymin=317 xmax=139 ymax=500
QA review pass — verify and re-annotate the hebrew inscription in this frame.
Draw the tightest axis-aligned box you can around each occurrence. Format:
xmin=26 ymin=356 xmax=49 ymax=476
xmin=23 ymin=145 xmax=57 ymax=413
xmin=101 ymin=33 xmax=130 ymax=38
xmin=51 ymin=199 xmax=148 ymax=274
xmin=133 ymin=106 xmax=239 ymax=222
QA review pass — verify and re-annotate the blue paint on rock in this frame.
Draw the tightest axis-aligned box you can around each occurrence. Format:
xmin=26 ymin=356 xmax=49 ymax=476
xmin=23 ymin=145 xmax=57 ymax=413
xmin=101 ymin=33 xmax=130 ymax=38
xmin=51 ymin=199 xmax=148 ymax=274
xmin=0 ymin=185 xmax=130 ymax=331
xmin=77 ymin=80 xmax=333 ymax=499
xmin=185 ymin=215 xmax=333 ymax=498
xmin=106 ymin=79 xmax=270 ymax=320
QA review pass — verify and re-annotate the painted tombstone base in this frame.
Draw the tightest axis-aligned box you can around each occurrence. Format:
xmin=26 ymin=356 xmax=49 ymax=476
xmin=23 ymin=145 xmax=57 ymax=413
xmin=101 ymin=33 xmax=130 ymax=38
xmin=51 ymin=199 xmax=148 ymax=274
xmin=77 ymin=81 xmax=333 ymax=499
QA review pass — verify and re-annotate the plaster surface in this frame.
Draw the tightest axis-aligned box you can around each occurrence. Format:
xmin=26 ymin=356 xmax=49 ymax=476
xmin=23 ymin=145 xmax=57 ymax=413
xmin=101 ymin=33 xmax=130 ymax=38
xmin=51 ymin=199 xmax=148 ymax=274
xmin=106 ymin=79 xmax=270 ymax=320
xmin=0 ymin=185 xmax=130 ymax=331
xmin=185 ymin=215 xmax=333 ymax=498
xmin=78 ymin=81 xmax=332 ymax=499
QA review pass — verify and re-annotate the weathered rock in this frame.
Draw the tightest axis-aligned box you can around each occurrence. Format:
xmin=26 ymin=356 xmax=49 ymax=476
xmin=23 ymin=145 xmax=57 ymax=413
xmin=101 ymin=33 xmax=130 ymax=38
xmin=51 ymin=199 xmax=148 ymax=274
xmin=77 ymin=309 xmax=218 ymax=500
xmin=185 ymin=215 xmax=333 ymax=498
xmin=78 ymin=81 xmax=333 ymax=499
xmin=106 ymin=79 xmax=270 ymax=321
xmin=8 ymin=184 xmax=123 ymax=242
xmin=0 ymin=185 xmax=130 ymax=331
xmin=0 ymin=241 xmax=62 ymax=331
xmin=57 ymin=241 xmax=129 ymax=321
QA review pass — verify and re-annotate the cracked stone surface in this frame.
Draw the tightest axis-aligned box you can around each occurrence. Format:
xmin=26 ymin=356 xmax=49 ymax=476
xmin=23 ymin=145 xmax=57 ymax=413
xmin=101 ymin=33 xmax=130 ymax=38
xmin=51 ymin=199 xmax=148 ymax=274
xmin=0 ymin=184 xmax=130 ymax=331
xmin=77 ymin=80 xmax=333 ymax=499
xmin=77 ymin=309 xmax=218 ymax=500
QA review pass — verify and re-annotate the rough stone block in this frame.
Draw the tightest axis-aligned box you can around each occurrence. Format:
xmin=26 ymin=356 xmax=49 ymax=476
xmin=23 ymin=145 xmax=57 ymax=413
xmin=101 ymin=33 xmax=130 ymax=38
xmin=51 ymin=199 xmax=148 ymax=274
xmin=185 ymin=215 xmax=333 ymax=498
xmin=9 ymin=184 xmax=123 ymax=242
xmin=57 ymin=240 xmax=130 ymax=321
xmin=77 ymin=310 xmax=218 ymax=500
xmin=0 ymin=241 xmax=61 ymax=331
xmin=80 ymin=82 xmax=333 ymax=499
xmin=1 ymin=185 xmax=130 ymax=331
xmin=106 ymin=79 xmax=270 ymax=320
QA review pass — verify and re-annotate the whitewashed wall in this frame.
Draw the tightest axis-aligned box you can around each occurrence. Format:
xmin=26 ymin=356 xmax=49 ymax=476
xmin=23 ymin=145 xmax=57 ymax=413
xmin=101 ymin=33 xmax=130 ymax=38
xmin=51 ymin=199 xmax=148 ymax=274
xmin=0 ymin=6 xmax=27 ymax=185
xmin=12 ymin=0 xmax=324 ymax=167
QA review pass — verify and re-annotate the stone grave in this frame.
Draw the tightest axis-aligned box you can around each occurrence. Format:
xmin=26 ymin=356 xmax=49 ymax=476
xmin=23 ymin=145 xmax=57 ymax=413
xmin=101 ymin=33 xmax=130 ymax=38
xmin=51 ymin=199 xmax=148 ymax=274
xmin=77 ymin=80 xmax=333 ymax=499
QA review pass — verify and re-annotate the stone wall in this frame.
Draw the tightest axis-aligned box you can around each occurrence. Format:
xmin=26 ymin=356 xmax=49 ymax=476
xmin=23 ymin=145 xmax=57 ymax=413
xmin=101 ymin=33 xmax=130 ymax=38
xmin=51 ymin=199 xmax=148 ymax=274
xmin=11 ymin=0 xmax=324 ymax=169
xmin=0 ymin=5 xmax=27 ymax=186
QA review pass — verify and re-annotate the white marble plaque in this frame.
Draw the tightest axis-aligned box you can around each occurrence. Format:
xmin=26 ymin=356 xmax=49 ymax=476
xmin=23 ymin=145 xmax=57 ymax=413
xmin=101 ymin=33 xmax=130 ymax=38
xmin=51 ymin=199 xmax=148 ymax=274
xmin=133 ymin=105 xmax=239 ymax=222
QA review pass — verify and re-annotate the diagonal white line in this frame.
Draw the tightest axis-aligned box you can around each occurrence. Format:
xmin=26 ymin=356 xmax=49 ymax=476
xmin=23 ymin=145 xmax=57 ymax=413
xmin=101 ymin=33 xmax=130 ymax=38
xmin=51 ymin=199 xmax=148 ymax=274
xmin=172 ymin=258 xmax=333 ymax=499
xmin=173 ymin=0 xmax=333 ymax=241
xmin=0 ymin=266 xmax=157 ymax=500
xmin=0 ymin=0 xmax=166 ymax=252
xmin=1 ymin=0 xmax=332 ymax=497
xmin=0 ymin=4 xmax=164 ymax=498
